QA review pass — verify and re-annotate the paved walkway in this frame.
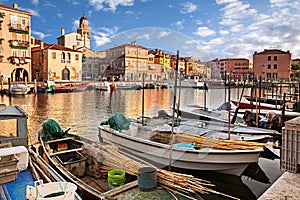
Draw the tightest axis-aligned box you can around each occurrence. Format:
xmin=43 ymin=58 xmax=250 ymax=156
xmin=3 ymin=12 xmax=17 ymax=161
xmin=258 ymin=171 xmax=300 ymax=200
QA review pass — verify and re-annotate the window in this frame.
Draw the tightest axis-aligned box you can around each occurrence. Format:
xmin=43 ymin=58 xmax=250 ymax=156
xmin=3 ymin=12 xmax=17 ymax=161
xmin=12 ymin=49 xmax=18 ymax=57
xmin=21 ymin=50 xmax=27 ymax=57
xmin=21 ymin=34 xmax=27 ymax=41
xmin=274 ymin=56 xmax=277 ymax=61
xmin=67 ymin=53 xmax=71 ymax=63
xmin=268 ymin=56 xmax=271 ymax=61
xmin=267 ymin=73 xmax=272 ymax=79
xmin=52 ymin=52 xmax=56 ymax=59
xmin=10 ymin=16 xmax=18 ymax=26
xmin=274 ymin=64 xmax=277 ymax=69
xmin=273 ymin=73 xmax=277 ymax=79
xmin=11 ymin=32 xmax=17 ymax=40
xmin=268 ymin=64 xmax=271 ymax=69
xmin=21 ymin=18 xmax=26 ymax=29
xmin=75 ymin=54 xmax=79 ymax=61
xmin=60 ymin=52 xmax=65 ymax=63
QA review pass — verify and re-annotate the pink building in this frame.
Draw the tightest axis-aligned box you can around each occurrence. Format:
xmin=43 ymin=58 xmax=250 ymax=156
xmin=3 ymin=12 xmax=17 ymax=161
xmin=253 ymin=49 xmax=291 ymax=82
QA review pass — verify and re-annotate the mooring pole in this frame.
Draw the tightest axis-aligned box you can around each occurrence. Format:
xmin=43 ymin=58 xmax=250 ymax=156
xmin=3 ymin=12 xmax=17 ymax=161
xmin=169 ymin=50 xmax=179 ymax=171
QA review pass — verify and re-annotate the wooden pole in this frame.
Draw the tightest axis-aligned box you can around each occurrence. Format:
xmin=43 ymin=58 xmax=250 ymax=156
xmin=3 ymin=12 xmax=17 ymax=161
xmin=259 ymin=76 xmax=262 ymax=115
xmin=142 ymin=73 xmax=145 ymax=126
xmin=169 ymin=50 xmax=179 ymax=170
xmin=227 ymin=73 xmax=231 ymax=139
xmin=176 ymin=71 xmax=182 ymax=124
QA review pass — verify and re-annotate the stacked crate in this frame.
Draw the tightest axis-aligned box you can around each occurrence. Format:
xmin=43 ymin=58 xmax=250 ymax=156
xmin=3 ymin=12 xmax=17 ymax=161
xmin=282 ymin=117 xmax=300 ymax=173
xmin=0 ymin=154 xmax=19 ymax=184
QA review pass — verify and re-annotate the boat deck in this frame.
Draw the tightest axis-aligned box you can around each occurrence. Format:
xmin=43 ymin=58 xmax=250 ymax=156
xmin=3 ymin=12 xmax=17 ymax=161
xmin=0 ymin=169 xmax=34 ymax=200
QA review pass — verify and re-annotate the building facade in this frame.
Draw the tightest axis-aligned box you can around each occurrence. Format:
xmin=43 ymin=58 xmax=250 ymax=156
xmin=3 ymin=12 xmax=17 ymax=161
xmin=80 ymin=46 xmax=107 ymax=80
xmin=105 ymin=41 xmax=149 ymax=81
xmin=253 ymin=49 xmax=291 ymax=82
xmin=31 ymin=41 xmax=82 ymax=81
xmin=0 ymin=3 xmax=32 ymax=82
xmin=57 ymin=14 xmax=90 ymax=50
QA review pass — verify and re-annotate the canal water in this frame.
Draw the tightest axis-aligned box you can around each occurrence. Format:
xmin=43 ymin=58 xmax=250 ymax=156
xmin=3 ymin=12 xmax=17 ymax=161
xmin=0 ymin=87 xmax=283 ymax=200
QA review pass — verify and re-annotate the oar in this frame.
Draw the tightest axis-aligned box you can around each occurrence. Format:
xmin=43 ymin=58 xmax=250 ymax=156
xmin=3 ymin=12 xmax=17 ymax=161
xmin=231 ymin=80 xmax=246 ymax=124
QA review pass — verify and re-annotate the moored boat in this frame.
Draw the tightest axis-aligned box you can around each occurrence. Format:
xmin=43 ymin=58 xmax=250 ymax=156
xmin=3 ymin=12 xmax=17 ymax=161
xmin=99 ymin=113 xmax=266 ymax=176
xmin=10 ymin=84 xmax=31 ymax=95
xmin=38 ymin=118 xmax=237 ymax=199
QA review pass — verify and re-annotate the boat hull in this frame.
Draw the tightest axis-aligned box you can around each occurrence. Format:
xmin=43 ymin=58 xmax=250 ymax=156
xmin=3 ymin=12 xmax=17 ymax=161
xmin=98 ymin=126 xmax=261 ymax=176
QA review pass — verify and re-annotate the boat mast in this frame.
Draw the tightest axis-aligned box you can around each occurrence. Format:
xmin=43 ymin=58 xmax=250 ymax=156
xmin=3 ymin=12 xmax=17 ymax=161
xmin=169 ymin=50 xmax=179 ymax=170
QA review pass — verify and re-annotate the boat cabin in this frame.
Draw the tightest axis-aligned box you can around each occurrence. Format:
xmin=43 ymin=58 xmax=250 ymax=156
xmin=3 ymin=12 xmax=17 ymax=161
xmin=0 ymin=104 xmax=28 ymax=147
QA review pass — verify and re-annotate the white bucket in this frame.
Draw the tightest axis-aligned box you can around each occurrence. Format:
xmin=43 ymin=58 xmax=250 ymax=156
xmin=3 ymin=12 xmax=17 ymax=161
xmin=26 ymin=180 xmax=77 ymax=200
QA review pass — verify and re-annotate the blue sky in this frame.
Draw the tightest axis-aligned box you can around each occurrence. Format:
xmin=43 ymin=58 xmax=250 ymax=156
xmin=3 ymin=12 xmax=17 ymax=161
xmin=1 ymin=0 xmax=300 ymax=61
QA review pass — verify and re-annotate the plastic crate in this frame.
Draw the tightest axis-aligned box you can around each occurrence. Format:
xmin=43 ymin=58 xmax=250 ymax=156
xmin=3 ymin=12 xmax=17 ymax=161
xmin=281 ymin=118 xmax=300 ymax=173
xmin=0 ymin=169 xmax=19 ymax=184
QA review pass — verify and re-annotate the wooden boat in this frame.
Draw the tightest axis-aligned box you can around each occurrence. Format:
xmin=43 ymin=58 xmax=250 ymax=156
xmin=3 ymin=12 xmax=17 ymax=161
xmin=38 ymin=119 xmax=238 ymax=199
xmin=99 ymin=114 xmax=265 ymax=176
xmin=231 ymin=99 xmax=285 ymax=110
xmin=10 ymin=84 xmax=31 ymax=95
xmin=38 ymin=119 xmax=181 ymax=199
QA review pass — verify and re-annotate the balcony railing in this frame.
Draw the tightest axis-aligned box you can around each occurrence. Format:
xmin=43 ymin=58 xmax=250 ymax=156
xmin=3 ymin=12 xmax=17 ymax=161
xmin=8 ymin=56 xmax=31 ymax=65
xmin=9 ymin=23 xmax=29 ymax=33
xmin=9 ymin=40 xmax=29 ymax=48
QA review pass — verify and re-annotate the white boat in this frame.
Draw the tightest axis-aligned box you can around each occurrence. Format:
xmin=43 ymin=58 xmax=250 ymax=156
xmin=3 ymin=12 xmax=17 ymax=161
xmin=98 ymin=115 xmax=264 ymax=176
xmin=10 ymin=84 xmax=31 ymax=95
xmin=178 ymin=104 xmax=244 ymax=124
xmin=95 ymin=81 xmax=115 ymax=91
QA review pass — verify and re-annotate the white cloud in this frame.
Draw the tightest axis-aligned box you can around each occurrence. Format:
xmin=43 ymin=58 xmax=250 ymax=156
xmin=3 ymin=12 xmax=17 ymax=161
xmin=32 ymin=30 xmax=50 ymax=39
xmin=180 ymin=2 xmax=197 ymax=14
xmin=173 ymin=20 xmax=184 ymax=30
xmin=19 ymin=7 xmax=39 ymax=17
xmin=158 ymin=31 xmax=171 ymax=38
xmin=219 ymin=30 xmax=229 ymax=35
xmin=193 ymin=27 xmax=215 ymax=37
xmin=93 ymin=35 xmax=112 ymax=46
xmin=135 ymin=33 xmax=151 ymax=40
xmin=88 ymin=0 xmax=134 ymax=12
xmin=32 ymin=0 xmax=39 ymax=5
xmin=92 ymin=26 xmax=119 ymax=47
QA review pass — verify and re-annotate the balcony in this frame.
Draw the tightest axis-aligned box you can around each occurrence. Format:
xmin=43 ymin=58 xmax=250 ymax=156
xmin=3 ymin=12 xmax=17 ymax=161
xmin=9 ymin=40 xmax=29 ymax=49
xmin=8 ymin=56 xmax=31 ymax=65
xmin=9 ymin=23 xmax=29 ymax=34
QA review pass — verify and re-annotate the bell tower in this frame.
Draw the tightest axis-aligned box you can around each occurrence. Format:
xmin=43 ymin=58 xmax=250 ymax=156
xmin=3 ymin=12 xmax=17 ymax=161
xmin=77 ymin=13 xmax=91 ymax=48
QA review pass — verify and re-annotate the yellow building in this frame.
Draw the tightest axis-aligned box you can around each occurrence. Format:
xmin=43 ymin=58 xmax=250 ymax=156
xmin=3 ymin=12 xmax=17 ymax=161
xmin=31 ymin=40 xmax=82 ymax=81
xmin=0 ymin=3 xmax=32 ymax=82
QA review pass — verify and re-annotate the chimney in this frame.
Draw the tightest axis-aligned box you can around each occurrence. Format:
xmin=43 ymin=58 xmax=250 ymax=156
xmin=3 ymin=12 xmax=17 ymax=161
xmin=73 ymin=45 xmax=77 ymax=50
xmin=13 ymin=3 xmax=18 ymax=9
xmin=131 ymin=41 xmax=136 ymax=45
xmin=61 ymin=28 xmax=65 ymax=36
xmin=41 ymin=41 xmax=44 ymax=50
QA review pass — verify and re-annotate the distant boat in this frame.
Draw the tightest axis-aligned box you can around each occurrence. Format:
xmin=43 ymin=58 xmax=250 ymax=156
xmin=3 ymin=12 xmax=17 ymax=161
xmin=10 ymin=84 xmax=31 ymax=95
xmin=95 ymin=81 xmax=116 ymax=91
xmin=115 ymin=82 xmax=142 ymax=90
xmin=37 ymin=81 xmax=88 ymax=93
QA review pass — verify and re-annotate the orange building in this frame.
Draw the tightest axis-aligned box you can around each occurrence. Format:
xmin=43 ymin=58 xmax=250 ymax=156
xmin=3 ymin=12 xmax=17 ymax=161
xmin=0 ymin=3 xmax=32 ymax=82
xmin=253 ymin=49 xmax=291 ymax=81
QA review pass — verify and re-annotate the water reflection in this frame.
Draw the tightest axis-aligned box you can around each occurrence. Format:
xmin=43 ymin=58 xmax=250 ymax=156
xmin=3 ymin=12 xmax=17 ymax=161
xmin=0 ymin=88 xmax=283 ymax=199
